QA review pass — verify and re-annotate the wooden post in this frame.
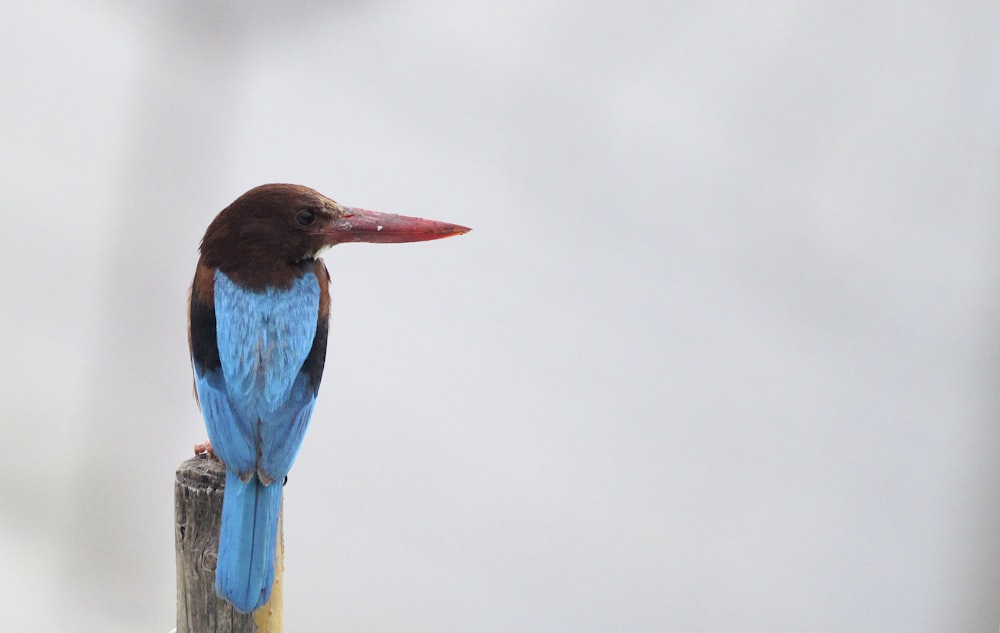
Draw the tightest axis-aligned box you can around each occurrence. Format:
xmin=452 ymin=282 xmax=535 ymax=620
xmin=175 ymin=455 xmax=284 ymax=633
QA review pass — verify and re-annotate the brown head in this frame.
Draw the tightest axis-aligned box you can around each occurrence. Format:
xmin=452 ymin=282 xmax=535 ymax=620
xmin=198 ymin=183 xmax=470 ymax=289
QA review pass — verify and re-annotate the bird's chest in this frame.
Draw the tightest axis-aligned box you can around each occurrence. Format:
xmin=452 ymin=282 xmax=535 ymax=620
xmin=213 ymin=270 xmax=320 ymax=413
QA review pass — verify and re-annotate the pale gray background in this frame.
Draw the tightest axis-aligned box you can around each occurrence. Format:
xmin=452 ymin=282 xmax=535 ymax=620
xmin=2 ymin=1 xmax=999 ymax=631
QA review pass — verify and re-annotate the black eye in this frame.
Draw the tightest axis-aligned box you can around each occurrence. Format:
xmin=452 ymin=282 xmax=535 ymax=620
xmin=296 ymin=209 xmax=316 ymax=226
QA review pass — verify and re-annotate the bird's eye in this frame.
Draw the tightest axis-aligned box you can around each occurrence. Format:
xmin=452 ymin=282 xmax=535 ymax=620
xmin=296 ymin=210 xmax=316 ymax=226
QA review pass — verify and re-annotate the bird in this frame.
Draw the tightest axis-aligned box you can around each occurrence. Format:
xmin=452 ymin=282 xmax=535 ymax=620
xmin=188 ymin=183 xmax=470 ymax=613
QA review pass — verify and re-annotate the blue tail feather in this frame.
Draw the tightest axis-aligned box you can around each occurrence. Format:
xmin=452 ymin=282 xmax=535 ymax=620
xmin=216 ymin=470 xmax=282 ymax=613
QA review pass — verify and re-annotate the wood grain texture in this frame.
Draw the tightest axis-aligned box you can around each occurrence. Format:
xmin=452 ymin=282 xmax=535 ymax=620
xmin=175 ymin=455 xmax=283 ymax=633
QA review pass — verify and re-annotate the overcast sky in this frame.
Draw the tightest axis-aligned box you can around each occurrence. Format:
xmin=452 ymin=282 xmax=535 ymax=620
xmin=2 ymin=1 xmax=999 ymax=631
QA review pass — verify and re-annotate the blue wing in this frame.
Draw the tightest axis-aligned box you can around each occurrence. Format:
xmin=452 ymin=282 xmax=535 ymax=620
xmin=206 ymin=269 xmax=320 ymax=482
xmin=193 ymin=366 xmax=257 ymax=476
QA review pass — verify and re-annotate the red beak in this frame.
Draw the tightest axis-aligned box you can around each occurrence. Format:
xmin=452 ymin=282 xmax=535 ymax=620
xmin=324 ymin=207 xmax=471 ymax=245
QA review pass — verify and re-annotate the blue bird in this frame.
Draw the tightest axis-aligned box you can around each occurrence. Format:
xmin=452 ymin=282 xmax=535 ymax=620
xmin=188 ymin=184 xmax=469 ymax=612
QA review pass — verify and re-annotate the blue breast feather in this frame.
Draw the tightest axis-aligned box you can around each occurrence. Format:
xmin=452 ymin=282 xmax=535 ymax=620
xmin=195 ymin=269 xmax=320 ymax=483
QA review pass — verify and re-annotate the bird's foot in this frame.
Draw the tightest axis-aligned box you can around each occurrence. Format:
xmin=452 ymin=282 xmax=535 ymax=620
xmin=193 ymin=440 xmax=215 ymax=457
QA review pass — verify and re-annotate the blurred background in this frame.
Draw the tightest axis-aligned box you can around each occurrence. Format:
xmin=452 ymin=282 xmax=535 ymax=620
xmin=2 ymin=1 xmax=999 ymax=631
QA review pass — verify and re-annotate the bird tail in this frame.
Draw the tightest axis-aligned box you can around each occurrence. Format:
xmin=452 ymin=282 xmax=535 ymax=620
xmin=215 ymin=470 xmax=282 ymax=613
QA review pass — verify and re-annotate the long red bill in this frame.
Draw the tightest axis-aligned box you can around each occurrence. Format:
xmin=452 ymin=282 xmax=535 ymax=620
xmin=324 ymin=207 xmax=471 ymax=244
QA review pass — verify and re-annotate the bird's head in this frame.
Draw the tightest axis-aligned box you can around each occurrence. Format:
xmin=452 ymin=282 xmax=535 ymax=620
xmin=199 ymin=184 xmax=470 ymax=285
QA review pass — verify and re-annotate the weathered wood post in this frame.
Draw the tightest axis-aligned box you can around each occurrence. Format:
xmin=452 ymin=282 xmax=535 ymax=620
xmin=175 ymin=455 xmax=284 ymax=633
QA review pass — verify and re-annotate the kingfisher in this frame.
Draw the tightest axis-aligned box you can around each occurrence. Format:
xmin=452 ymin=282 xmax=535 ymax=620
xmin=188 ymin=183 xmax=470 ymax=612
